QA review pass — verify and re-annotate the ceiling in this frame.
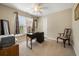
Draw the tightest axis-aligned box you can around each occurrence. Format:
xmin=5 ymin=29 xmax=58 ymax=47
xmin=1 ymin=3 xmax=74 ymax=16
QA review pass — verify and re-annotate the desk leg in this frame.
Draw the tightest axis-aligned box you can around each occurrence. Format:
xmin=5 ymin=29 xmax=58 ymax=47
xmin=26 ymin=35 xmax=28 ymax=47
xmin=26 ymin=37 xmax=32 ymax=49
xmin=30 ymin=39 xmax=32 ymax=49
xmin=26 ymin=37 xmax=28 ymax=47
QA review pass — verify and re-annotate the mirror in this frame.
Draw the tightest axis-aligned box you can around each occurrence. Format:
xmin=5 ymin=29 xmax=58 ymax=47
xmin=0 ymin=19 xmax=10 ymax=35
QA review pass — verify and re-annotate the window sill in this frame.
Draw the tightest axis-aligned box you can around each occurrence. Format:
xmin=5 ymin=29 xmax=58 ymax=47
xmin=15 ymin=33 xmax=26 ymax=37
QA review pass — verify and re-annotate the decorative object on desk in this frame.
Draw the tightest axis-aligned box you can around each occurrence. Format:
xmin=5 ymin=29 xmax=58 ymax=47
xmin=27 ymin=26 xmax=32 ymax=33
xmin=74 ymin=4 xmax=79 ymax=21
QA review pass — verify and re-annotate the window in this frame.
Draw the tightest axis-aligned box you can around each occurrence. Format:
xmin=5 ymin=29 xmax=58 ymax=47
xmin=18 ymin=15 xmax=33 ymax=34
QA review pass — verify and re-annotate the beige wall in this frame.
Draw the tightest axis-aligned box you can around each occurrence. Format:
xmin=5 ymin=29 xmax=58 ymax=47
xmin=72 ymin=4 xmax=79 ymax=55
xmin=0 ymin=5 xmax=34 ymax=34
xmin=47 ymin=8 xmax=72 ymax=39
xmin=38 ymin=8 xmax=72 ymax=40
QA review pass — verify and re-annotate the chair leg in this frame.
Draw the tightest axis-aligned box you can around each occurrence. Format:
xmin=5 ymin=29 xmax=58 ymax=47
xmin=68 ymin=39 xmax=70 ymax=46
xmin=63 ymin=40 xmax=66 ymax=48
xmin=57 ymin=37 xmax=59 ymax=43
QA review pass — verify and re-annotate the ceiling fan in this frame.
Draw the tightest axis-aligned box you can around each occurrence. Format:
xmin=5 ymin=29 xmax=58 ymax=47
xmin=33 ymin=3 xmax=48 ymax=14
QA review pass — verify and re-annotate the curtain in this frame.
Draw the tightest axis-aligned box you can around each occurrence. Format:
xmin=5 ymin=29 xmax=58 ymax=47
xmin=14 ymin=12 xmax=20 ymax=34
xmin=0 ymin=20 xmax=1 ymax=35
xmin=32 ymin=19 xmax=35 ymax=33
xmin=32 ymin=18 xmax=38 ymax=33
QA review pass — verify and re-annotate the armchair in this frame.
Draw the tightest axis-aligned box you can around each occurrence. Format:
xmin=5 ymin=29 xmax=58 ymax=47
xmin=57 ymin=28 xmax=71 ymax=48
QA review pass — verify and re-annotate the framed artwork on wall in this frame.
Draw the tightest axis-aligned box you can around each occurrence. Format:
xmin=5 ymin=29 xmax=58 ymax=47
xmin=74 ymin=4 xmax=79 ymax=21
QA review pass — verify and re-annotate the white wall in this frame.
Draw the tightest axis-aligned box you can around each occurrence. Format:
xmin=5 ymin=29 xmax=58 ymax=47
xmin=37 ymin=16 xmax=47 ymax=38
xmin=37 ymin=18 xmax=43 ymax=32
xmin=42 ymin=17 xmax=47 ymax=37
xmin=72 ymin=4 xmax=79 ymax=55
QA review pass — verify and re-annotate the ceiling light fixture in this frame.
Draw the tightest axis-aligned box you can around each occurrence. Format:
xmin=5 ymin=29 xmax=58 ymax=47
xmin=33 ymin=3 xmax=43 ymax=14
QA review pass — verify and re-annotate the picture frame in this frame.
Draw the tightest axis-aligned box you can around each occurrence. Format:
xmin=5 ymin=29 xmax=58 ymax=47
xmin=74 ymin=4 xmax=79 ymax=21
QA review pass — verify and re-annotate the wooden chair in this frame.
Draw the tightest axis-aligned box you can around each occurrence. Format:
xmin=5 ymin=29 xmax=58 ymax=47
xmin=57 ymin=28 xmax=71 ymax=48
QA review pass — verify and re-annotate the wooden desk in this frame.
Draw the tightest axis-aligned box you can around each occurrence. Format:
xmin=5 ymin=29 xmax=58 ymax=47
xmin=26 ymin=32 xmax=44 ymax=49
xmin=0 ymin=44 xmax=19 ymax=56
xmin=26 ymin=33 xmax=33 ymax=49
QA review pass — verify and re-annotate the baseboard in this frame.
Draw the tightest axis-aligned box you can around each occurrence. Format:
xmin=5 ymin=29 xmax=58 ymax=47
xmin=47 ymin=37 xmax=73 ymax=44
xmin=47 ymin=37 xmax=57 ymax=41
xmin=73 ymin=46 xmax=76 ymax=56
xmin=73 ymin=45 xmax=79 ymax=56
xmin=47 ymin=37 xmax=63 ymax=42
